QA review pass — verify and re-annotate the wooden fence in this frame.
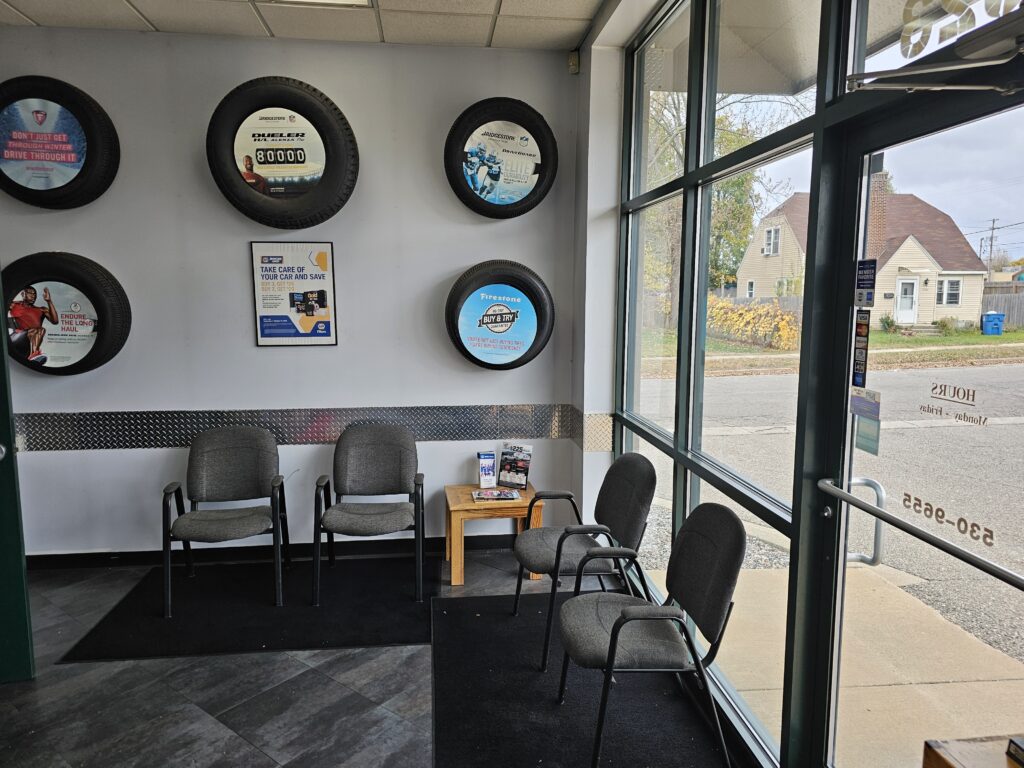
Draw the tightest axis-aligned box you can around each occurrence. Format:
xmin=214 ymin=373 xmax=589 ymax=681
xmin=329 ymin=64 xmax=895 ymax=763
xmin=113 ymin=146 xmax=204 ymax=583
xmin=981 ymin=293 xmax=1024 ymax=328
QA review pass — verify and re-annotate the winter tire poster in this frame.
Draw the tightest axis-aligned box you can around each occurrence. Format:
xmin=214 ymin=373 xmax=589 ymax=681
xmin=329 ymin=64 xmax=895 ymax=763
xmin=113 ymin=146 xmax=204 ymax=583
xmin=251 ymin=242 xmax=336 ymax=346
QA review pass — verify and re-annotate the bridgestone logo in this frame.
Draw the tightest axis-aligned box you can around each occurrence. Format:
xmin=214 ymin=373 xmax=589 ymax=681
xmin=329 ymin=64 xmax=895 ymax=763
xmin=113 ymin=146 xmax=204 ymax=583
xmin=481 ymin=131 xmax=517 ymax=141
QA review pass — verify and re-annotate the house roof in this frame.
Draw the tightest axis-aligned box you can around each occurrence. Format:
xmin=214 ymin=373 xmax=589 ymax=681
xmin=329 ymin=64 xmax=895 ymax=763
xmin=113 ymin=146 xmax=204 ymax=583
xmin=763 ymin=191 xmax=987 ymax=272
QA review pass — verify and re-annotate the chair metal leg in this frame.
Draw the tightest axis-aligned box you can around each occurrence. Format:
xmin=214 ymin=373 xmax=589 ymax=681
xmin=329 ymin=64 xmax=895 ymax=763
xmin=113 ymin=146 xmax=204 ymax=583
xmin=280 ymin=514 xmax=292 ymax=568
xmin=272 ymin=516 xmax=283 ymax=608
xmin=414 ymin=509 xmax=424 ymax=603
xmin=592 ymin=665 xmax=615 ymax=768
xmin=182 ymin=541 xmax=195 ymax=578
xmin=511 ymin=564 xmax=525 ymax=616
xmin=162 ymin=533 xmax=172 ymax=619
xmin=616 ymin=562 xmax=633 ymax=596
xmin=557 ymin=651 xmax=571 ymax=704
xmin=312 ymin=518 xmax=322 ymax=607
xmin=597 ymin=574 xmax=606 ymax=592
xmin=540 ymin=575 xmax=559 ymax=672
xmin=684 ymin=631 xmax=731 ymax=768
xmin=327 ymin=531 xmax=336 ymax=565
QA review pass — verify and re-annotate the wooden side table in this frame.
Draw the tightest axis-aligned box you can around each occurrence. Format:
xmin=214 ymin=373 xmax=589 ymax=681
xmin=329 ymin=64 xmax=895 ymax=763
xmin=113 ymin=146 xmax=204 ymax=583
xmin=444 ymin=483 xmax=544 ymax=586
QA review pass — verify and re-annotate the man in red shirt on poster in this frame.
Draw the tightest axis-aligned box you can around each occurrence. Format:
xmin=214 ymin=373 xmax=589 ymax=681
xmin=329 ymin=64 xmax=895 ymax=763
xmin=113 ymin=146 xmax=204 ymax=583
xmin=241 ymin=154 xmax=269 ymax=195
xmin=8 ymin=285 xmax=58 ymax=363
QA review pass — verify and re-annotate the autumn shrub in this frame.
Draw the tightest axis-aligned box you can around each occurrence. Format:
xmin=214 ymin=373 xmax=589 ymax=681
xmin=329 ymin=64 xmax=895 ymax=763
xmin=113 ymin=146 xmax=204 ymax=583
xmin=879 ymin=314 xmax=898 ymax=333
xmin=706 ymin=295 xmax=801 ymax=350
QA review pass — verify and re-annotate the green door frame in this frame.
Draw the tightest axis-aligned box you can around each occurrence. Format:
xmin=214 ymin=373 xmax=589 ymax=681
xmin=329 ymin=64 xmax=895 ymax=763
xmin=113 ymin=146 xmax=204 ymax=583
xmin=0 ymin=269 xmax=34 ymax=683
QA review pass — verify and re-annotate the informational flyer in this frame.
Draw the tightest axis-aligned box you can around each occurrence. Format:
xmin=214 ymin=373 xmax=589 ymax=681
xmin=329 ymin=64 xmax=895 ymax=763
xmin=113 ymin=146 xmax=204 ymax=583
xmin=251 ymin=242 xmax=336 ymax=346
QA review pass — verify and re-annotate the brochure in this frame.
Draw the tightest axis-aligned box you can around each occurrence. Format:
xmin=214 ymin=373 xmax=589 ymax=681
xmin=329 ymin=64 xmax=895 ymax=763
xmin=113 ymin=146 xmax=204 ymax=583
xmin=497 ymin=442 xmax=532 ymax=489
xmin=478 ymin=451 xmax=496 ymax=488
xmin=472 ymin=488 xmax=521 ymax=501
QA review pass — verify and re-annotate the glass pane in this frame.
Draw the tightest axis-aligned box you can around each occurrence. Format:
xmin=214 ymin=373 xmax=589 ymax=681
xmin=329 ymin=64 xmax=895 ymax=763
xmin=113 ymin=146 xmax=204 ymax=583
xmin=709 ymin=0 xmax=819 ymax=159
xmin=625 ymin=195 xmax=685 ymax=432
xmin=623 ymin=431 xmax=675 ymax=581
xmin=835 ymin=107 xmax=1024 ymax=766
xmin=856 ymin=0 xmax=1023 ymax=77
xmin=693 ymin=147 xmax=813 ymax=505
xmin=692 ymin=479 xmax=790 ymax=756
xmin=635 ymin=2 xmax=692 ymax=195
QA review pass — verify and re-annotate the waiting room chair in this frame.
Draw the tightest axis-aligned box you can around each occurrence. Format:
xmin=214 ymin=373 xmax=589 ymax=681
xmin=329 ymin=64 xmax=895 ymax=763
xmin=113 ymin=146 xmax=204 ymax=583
xmin=312 ymin=423 xmax=425 ymax=605
xmin=556 ymin=502 xmax=746 ymax=768
xmin=511 ymin=452 xmax=657 ymax=671
xmin=161 ymin=425 xmax=290 ymax=618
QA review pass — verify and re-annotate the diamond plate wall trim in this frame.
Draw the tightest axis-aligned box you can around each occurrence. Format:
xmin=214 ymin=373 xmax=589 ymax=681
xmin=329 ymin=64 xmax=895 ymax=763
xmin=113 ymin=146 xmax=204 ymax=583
xmin=583 ymin=413 xmax=614 ymax=453
xmin=14 ymin=404 xmax=581 ymax=452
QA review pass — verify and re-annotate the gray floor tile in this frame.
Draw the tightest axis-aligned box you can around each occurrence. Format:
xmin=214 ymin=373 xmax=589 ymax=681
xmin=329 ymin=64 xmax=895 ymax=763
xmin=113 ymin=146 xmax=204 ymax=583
xmin=331 ymin=717 xmax=431 ymax=768
xmin=158 ymin=652 xmax=312 ymax=716
xmin=310 ymin=646 xmax=432 ymax=723
xmin=0 ymin=733 xmax=71 ymax=768
xmin=44 ymin=567 xmax=147 ymax=620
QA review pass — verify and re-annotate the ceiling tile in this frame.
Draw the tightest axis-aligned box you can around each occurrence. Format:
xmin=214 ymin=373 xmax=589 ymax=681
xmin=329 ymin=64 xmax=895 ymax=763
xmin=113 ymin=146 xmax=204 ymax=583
xmin=378 ymin=0 xmax=496 ymax=12
xmin=256 ymin=4 xmax=379 ymax=42
xmin=499 ymin=0 xmax=602 ymax=19
xmin=0 ymin=1 xmax=32 ymax=25
xmin=133 ymin=0 xmax=268 ymax=36
xmin=6 ymin=0 xmax=152 ymax=30
xmin=380 ymin=10 xmax=491 ymax=46
xmin=491 ymin=16 xmax=589 ymax=49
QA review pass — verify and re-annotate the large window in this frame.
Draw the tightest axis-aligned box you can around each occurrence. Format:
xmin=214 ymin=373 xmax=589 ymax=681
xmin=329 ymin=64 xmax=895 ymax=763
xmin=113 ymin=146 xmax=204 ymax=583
xmin=616 ymin=2 xmax=1024 ymax=768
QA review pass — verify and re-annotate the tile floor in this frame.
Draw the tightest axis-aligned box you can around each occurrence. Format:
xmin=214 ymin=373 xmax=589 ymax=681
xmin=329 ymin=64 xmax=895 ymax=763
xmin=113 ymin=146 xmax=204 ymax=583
xmin=1 ymin=551 xmax=592 ymax=768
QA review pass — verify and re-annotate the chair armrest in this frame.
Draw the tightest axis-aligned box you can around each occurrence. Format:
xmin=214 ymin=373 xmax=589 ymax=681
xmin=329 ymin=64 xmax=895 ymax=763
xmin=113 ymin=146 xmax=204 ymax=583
xmin=524 ymin=491 xmax=583 ymax=532
xmin=533 ymin=490 xmax=574 ymax=501
xmin=162 ymin=481 xmax=180 ymax=497
xmin=620 ymin=605 xmax=684 ymax=622
xmin=316 ymin=474 xmax=330 ymax=488
xmin=554 ymin=525 xmax=612 ymax=575
xmin=564 ymin=524 xmax=610 ymax=536
xmin=414 ymin=473 xmax=424 ymax=486
xmin=271 ymin=474 xmax=284 ymax=488
xmin=572 ymin=546 xmax=639 ymax=595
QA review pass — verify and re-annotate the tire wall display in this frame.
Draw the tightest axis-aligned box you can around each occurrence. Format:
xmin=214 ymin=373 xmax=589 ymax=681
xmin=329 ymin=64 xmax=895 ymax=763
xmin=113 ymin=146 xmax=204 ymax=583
xmin=206 ymin=77 xmax=359 ymax=229
xmin=445 ymin=260 xmax=554 ymax=370
xmin=0 ymin=76 xmax=120 ymax=209
xmin=444 ymin=98 xmax=557 ymax=219
xmin=3 ymin=252 xmax=131 ymax=375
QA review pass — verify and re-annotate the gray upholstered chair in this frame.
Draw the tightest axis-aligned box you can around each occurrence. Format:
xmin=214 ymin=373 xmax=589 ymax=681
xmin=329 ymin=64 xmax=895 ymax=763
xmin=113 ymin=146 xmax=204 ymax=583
xmin=312 ymin=423 xmax=425 ymax=605
xmin=161 ymin=425 xmax=289 ymax=618
xmin=556 ymin=502 xmax=746 ymax=768
xmin=511 ymin=452 xmax=657 ymax=671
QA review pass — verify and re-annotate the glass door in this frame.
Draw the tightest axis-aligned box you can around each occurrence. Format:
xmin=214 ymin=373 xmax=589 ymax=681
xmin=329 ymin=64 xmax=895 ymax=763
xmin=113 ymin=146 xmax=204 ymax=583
xmin=828 ymin=106 xmax=1024 ymax=768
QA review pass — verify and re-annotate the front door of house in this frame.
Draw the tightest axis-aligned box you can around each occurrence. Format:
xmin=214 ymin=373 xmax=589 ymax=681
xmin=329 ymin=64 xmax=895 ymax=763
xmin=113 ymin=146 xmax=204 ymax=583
xmin=895 ymin=278 xmax=917 ymax=324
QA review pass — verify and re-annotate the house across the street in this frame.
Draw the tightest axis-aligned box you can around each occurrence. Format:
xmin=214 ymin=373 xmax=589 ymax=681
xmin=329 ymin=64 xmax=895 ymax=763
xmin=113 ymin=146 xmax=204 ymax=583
xmin=736 ymin=183 xmax=989 ymax=328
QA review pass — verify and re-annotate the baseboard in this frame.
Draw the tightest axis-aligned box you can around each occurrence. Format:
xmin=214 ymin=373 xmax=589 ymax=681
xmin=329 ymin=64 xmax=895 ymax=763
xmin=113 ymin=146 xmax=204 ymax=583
xmin=26 ymin=534 xmax=517 ymax=570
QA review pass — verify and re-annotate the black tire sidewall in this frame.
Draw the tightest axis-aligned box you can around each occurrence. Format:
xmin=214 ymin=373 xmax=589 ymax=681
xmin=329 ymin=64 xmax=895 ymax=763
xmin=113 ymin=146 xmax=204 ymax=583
xmin=0 ymin=76 xmax=120 ymax=210
xmin=444 ymin=98 xmax=557 ymax=220
xmin=206 ymin=77 xmax=359 ymax=230
xmin=2 ymin=252 xmax=132 ymax=375
xmin=445 ymin=260 xmax=554 ymax=370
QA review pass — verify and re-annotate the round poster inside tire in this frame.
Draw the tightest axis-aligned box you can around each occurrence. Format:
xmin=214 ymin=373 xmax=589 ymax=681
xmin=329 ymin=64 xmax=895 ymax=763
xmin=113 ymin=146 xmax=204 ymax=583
xmin=0 ymin=76 xmax=119 ymax=209
xmin=3 ymin=252 xmax=131 ymax=375
xmin=207 ymin=77 xmax=358 ymax=229
xmin=444 ymin=98 xmax=557 ymax=219
xmin=445 ymin=261 xmax=553 ymax=370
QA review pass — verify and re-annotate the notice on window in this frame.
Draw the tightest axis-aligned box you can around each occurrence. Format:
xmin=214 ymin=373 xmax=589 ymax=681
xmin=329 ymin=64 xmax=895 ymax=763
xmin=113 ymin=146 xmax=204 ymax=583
xmin=251 ymin=242 xmax=336 ymax=346
xmin=856 ymin=259 xmax=876 ymax=308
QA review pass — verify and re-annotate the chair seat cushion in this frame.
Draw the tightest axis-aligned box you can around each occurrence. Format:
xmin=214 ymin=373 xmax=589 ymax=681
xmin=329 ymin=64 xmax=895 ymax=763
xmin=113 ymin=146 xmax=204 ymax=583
xmin=322 ymin=501 xmax=414 ymax=536
xmin=170 ymin=506 xmax=272 ymax=543
xmin=560 ymin=592 xmax=690 ymax=670
xmin=514 ymin=527 xmax=616 ymax=576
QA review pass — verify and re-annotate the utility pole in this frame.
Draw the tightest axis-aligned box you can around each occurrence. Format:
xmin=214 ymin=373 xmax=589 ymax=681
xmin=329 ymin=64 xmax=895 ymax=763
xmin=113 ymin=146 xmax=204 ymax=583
xmin=986 ymin=218 xmax=998 ymax=271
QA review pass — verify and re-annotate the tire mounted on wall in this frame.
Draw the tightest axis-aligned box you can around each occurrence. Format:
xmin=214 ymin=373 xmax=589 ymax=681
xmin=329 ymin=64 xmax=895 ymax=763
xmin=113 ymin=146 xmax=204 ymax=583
xmin=0 ymin=76 xmax=120 ymax=209
xmin=206 ymin=77 xmax=359 ymax=229
xmin=3 ymin=252 xmax=131 ymax=375
xmin=445 ymin=260 xmax=554 ymax=370
xmin=444 ymin=98 xmax=557 ymax=219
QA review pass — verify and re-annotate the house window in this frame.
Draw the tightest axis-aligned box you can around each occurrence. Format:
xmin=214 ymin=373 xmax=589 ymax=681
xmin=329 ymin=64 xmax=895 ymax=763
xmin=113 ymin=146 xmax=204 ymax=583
xmin=747 ymin=280 xmax=755 ymax=298
xmin=937 ymin=279 xmax=961 ymax=305
xmin=764 ymin=226 xmax=780 ymax=255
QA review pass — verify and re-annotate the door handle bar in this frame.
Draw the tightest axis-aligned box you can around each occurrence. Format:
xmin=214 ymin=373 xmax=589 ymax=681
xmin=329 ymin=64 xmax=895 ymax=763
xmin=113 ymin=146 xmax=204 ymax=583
xmin=846 ymin=477 xmax=885 ymax=566
xmin=818 ymin=478 xmax=1024 ymax=592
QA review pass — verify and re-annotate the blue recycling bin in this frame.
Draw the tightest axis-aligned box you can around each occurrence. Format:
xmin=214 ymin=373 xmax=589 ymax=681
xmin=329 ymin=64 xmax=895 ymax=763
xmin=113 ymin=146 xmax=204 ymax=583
xmin=981 ymin=312 xmax=1005 ymax=336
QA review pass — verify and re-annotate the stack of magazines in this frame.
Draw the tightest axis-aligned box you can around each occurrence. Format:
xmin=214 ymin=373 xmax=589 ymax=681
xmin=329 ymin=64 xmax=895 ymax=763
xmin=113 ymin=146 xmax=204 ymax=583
xmin=472 ymin=488 xmax=521 ymax=501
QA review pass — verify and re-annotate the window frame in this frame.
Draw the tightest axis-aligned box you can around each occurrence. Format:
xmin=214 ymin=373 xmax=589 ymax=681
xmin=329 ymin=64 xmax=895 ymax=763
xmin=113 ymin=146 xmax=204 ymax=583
xmin=938 ymin=277 xmax=962 ymax=305
xmin=747 ymin=279 xmax=755 ymax=298
xmin=765 ymin=226 xmax=781 ymax=256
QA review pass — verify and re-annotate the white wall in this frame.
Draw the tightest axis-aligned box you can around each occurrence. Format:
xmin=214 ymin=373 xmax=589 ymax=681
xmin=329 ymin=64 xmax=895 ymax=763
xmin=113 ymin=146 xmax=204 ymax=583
xmin=0 ymin=27 xmax=580 ymax=553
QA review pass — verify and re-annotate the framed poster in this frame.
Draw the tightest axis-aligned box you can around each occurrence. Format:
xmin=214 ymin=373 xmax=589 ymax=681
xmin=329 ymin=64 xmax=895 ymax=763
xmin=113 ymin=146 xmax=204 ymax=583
xmin=250 ymin=242 xmax=336 ymax=346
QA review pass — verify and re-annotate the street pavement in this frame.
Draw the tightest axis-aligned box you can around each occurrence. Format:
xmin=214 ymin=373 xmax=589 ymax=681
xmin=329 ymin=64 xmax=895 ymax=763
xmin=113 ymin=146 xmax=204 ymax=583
xmin=632 ymin=363 xmax=1024 ymax=663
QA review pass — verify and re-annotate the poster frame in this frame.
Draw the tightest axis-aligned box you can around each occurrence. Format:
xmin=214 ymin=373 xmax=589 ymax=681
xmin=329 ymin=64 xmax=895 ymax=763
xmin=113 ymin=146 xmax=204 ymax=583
xmin=250 ymin=241 xmax=337 ymax=348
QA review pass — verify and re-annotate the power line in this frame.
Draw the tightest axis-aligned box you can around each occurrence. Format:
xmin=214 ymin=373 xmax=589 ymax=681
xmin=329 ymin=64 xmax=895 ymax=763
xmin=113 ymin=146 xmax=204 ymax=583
xmin=963 ymin=219 xmax=1024 ymax=237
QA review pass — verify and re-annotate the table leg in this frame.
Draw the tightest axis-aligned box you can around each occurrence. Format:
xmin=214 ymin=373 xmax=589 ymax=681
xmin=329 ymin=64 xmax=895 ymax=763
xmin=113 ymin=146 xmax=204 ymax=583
xmin=451 ymin=512 xmax=465 ymax=586
xmin=445 ymin=503 xmax=451 ymax=561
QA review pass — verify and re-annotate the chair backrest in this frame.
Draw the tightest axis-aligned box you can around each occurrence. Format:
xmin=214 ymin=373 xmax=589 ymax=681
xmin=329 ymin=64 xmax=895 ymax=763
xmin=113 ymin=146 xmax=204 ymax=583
xmin=187 ymin=426 xmax=279 ymax=502
xmin=593 ymin=452 xmax=657 ymax=550
xmin=333 ymin=423 xmax=417 ymax=496
xmin=665 ymin=502 xmax=746 ymax=645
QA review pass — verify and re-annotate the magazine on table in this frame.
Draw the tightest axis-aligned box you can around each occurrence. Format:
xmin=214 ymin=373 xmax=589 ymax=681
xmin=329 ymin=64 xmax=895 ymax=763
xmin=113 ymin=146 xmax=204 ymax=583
xmin=497 ymin=442 xmax=532 ymax=489
xmin=471 ymin=488 xmax=521 ymax=502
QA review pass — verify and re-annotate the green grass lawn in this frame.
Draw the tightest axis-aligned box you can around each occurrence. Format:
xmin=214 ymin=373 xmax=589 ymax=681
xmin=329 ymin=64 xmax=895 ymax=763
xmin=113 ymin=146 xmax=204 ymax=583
xmin=868 ymin=328 xmax=1024 ymax=348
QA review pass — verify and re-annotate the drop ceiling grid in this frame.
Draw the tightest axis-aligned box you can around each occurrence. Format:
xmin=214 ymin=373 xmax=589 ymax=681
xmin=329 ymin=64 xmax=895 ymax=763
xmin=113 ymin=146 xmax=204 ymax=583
xmin=0 ymin=0 xmax=598 ymax=49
